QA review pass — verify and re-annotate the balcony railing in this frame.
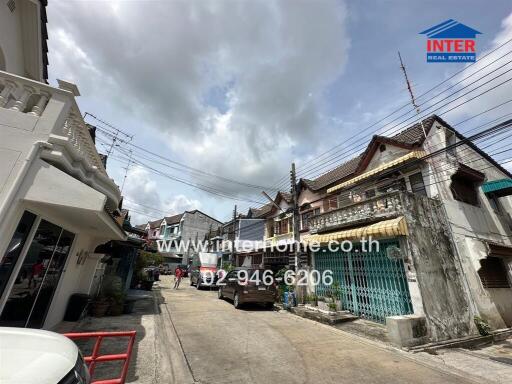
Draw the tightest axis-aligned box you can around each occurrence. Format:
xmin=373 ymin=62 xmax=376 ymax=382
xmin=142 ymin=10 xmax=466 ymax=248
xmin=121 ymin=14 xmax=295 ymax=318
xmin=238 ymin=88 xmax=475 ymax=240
xmin=0 ymin=70 xmax=120 ymax=208
xmin=264 ymin=232 xmax=294 ymax=246
xmin=308 ymin=191 xmax=404 ymax=233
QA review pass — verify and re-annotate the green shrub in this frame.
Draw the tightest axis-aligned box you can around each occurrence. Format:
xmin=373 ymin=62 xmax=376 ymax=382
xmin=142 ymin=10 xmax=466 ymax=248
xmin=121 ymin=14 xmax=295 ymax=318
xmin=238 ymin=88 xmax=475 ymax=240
xmin=474 ymin=316 xmax=491 ymax=336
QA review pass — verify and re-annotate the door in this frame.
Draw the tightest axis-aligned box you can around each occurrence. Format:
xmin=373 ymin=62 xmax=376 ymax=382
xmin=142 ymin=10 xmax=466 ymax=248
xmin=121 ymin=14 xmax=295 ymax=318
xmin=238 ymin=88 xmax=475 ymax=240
xmin=0 ymin=219 xmax=75 ymax=328
xmin=314 ymin=239 xmax=413 ymax=323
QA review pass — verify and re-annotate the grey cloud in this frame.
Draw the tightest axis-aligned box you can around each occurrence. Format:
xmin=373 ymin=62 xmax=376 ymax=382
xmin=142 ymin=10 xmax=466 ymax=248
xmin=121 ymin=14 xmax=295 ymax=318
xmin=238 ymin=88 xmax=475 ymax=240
xmin=47 ymin=0 xmax=349 ymax=195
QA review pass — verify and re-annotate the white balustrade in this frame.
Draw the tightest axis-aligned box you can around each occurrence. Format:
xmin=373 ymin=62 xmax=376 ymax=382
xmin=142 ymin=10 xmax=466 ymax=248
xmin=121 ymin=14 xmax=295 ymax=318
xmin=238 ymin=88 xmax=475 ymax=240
xmin=308 ymin=191 xmax=405 ymax=231
xmin=60 ymin=113 xmax=107 ymax=175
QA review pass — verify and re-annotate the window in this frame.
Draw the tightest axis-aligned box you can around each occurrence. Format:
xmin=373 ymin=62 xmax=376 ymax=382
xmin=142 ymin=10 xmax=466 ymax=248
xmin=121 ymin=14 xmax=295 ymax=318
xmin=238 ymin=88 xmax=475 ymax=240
xmin=409 ymin=172 xmax=427 ymax=196
xmin=488 ymin=195 xmax=502 ymax=214
xmin=327 ymin=196 xmax=337 ymax=210
xmin=478 ymin=257 xmax=511 ymax=288
xmin=450 ymin=165 xmax=485 ymax=206
xmin=379 ymin=144 xmax=386 ymax=152
xmin=451 ymin=177 xmax=479 ymax=206
xmin=377 ymin=180 xmax=405 ymax=194
xmin=275 ymin=218 xmax=290 ymax=235
xmin=0 ymin=219 xmax=75 ymax=328
xmin=365 ymin=189 xmax=376 ymax=199
xmin=300 ymin=208 xmax=320 ymax=230
xmin=0 ymin=211 xmax=37 ymax=299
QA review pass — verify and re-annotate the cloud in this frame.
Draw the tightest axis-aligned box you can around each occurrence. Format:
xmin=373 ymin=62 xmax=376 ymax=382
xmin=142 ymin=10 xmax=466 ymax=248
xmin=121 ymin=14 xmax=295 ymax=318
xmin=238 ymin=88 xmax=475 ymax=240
xmin=46 ymin=0 xmax=349 ymax=197
xmin=442 ymin=12 xmax=512 ymax=125
xmin=122 ymin=166 xmax=201 ymax=224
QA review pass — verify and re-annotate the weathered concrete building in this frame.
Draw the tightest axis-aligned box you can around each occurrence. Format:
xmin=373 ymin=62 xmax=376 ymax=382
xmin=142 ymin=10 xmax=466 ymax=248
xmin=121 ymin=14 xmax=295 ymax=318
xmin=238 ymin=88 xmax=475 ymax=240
xmin=304 ymin=115 xmax=512 ymax=346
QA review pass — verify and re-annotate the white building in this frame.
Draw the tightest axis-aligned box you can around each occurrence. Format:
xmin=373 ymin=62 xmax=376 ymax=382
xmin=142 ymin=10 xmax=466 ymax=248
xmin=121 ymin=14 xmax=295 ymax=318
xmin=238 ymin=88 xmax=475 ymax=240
xmin=0 ymin=0 xmax=126 ymax=329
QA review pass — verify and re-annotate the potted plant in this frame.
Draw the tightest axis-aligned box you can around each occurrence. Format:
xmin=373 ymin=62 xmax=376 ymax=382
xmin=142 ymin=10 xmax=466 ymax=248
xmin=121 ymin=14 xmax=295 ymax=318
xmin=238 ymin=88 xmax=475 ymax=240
xmin=91 ymin=295 xmax=109 ymax=317
xmin=102 ymin=275 xmax=125 ymax=316
xmin=123 ymin=298 xmax=136 ymax=314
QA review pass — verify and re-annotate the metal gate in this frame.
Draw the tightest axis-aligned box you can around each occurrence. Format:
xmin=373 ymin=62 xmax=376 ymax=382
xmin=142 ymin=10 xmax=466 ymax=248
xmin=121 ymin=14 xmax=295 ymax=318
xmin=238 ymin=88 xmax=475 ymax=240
xmin=315 ymin=239 xmax=413 ymax=323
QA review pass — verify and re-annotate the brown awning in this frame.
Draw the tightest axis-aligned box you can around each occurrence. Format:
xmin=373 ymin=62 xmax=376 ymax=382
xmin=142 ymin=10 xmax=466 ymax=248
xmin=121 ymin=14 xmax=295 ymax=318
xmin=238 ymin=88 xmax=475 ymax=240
xmin=487 ymin=242 xmax=512 ymax=258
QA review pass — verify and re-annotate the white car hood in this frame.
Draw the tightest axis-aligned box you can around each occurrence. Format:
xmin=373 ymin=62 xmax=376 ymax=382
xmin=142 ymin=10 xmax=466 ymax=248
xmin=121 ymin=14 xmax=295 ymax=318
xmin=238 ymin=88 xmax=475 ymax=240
xmin=0 ymin=327 xmax=77 ymax=384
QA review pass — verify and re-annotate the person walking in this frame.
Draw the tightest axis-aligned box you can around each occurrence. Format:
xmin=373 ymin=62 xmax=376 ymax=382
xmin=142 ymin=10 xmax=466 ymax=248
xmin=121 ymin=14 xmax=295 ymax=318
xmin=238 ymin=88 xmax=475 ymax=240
xmin=174 ymin=266 xmax=183 ymax=289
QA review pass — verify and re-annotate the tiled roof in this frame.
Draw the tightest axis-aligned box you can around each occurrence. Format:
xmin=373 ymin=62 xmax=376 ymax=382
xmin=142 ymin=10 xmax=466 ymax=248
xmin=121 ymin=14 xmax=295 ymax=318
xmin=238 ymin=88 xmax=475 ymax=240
xmin=390 ymin=115 xmax=436 ymax=145
xmin=40 ymin=0 xmax=49 ymax=82
xmin=308 ymin=155 xmax=362 ymax=191
xmin=249 ymin=202 xmax=274 ymax=218
xmin=164 ymin=213 xmax=183 ymax=225
xmin=278 ymin=191 xmax=293 ymax=204
xmin=148 ymin=219 xmax=163 ymax=229
xmin=304 ymin=116 xmax=437 ymax=191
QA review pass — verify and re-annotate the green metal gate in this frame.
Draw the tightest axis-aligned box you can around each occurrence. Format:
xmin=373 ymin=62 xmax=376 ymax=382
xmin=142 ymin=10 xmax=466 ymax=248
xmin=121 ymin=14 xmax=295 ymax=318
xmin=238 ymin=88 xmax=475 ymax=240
xmin=314 ymin=239 xmax=413 ymax=323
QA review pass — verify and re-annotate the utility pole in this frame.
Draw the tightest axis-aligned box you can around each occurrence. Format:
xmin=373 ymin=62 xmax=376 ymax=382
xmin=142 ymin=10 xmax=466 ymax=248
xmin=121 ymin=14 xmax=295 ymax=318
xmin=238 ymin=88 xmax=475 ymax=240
xmin=290 ymin=162 xmax=301 ymax=269
xmin=231 ymin=205 xmax=237 ymax=265
xmin=398 ymin=51 xmax=478 ymax=318
xmin=120 ymin=150 xmax=133 ymax=193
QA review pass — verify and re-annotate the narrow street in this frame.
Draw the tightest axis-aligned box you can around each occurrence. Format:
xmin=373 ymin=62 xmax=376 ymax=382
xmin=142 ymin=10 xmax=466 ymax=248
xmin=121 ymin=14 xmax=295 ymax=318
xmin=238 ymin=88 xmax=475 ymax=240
xmin=156 ymin=276 xmax=474 ymax=384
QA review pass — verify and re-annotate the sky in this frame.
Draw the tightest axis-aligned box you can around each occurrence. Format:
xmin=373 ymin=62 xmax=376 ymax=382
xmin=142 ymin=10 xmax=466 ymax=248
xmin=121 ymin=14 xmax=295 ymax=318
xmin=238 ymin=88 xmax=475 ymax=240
xmin=45 ymin=0 xmax=512 ymax=225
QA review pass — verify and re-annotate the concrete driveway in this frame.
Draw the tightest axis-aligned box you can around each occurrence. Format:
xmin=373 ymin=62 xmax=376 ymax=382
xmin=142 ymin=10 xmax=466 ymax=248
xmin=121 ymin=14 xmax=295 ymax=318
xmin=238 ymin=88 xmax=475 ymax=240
xmin=157 ymin=276 xmax=476 ymax=384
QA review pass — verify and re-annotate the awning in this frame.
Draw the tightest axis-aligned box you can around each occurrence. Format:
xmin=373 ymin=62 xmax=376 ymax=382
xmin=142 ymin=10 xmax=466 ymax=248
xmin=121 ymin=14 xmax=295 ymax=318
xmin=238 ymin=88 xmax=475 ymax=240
xmin=21 ymin=159 xmax=126 ymax=241
xmin=327 ymin=151 xmax=427 ymax=193
xmin=304 ymin=216 xmax=408 ymax=243
xmin=482 ymin=179 xmax=512 ymax=198
xmin=486 ymin=241 xmax=512 ymax=258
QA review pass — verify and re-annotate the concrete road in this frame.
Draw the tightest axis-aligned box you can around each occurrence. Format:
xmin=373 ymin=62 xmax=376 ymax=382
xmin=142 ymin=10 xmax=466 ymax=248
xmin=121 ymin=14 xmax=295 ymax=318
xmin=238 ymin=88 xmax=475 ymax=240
xmin=157 ymin=276 xmax=476 ymax=384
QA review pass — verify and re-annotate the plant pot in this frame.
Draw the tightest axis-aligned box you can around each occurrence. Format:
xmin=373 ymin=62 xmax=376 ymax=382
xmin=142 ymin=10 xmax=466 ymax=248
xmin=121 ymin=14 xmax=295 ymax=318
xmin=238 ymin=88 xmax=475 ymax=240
xmin=91 ymin=301 xmax=109 ymax=317
xmin=141 ymin=281 xmax=154 ymax=291
xmin=109 ymin=303 xmax=124 ymax=316
xmin=123 ymin=300 xmax=136 ymax=314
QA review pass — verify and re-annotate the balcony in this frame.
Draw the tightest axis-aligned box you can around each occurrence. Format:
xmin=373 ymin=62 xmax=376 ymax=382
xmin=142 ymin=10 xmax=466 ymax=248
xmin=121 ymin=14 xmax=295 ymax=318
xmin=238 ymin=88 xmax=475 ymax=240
xmin=264 ymin=232 xmax=295 ymax=247
xmin=0 ymin=70 xmax=121 ymax=210
xmin=308 ymin=191 xmax=405 ymax=233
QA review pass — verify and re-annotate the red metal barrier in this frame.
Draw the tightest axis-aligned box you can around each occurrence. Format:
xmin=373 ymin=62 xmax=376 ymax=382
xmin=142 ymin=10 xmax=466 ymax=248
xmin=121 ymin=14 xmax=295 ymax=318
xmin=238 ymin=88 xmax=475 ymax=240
xmin=64 ymin=331 xmax=136 ymax=384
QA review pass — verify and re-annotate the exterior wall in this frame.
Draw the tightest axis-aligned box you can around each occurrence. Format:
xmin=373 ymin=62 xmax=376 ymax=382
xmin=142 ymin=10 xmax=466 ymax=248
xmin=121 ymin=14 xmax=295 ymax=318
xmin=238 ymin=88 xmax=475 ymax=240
xmin=365 ymin=144 xmax=411 ymax=172
xmin=0 ymin=0 xmax=44 ymax=81
xmin=238 ymin=219 xmax=265 ymax=241
xmin=402 ymin=192 xmax=474 ymax=341
xmin=425 ymin=121 xmax=512 ymax=329
xmin=181 ymin=211 xmax=221 ymax=244
xmin=0 ymin=2 xmax=25 ymax=75
xmin=181 ymin=211 xmax=221 ymax=263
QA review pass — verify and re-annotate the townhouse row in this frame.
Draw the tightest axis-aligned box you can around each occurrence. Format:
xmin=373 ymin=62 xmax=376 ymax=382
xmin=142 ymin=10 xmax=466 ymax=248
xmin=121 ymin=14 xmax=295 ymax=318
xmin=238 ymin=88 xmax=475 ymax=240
xmin=227 ymin=115 xmax=512 ymax=347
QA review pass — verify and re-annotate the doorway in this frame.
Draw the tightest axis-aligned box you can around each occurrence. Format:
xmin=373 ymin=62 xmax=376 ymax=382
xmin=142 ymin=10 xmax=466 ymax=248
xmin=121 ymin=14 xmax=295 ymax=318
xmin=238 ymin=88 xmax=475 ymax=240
xmin=0 ymin=218 xmax=75 ymax=328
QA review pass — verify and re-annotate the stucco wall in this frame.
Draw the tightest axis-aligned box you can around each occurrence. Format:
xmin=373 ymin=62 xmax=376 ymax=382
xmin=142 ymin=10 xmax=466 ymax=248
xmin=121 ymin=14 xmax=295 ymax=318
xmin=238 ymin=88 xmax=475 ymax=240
xmin=402 ymin=193 xmax=474 ymax=341
xmin=0 ymin=2 xmax=24 ymax=75
xmin=181 ymin=211 xmax=221 ymax=243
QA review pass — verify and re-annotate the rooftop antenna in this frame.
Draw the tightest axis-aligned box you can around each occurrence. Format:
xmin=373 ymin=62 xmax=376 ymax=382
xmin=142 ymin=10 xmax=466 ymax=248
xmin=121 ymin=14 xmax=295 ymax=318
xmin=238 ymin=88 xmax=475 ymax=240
xmin=120 ymin=149 xmax=133 ymax=193
xmin=398 ymin=51 xmax=427 ymax=138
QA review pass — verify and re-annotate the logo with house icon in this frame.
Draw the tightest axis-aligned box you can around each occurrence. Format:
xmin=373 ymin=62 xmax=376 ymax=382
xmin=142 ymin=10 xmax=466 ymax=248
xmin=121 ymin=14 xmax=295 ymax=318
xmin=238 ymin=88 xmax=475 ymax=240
xmin=420 ymin=19 xmax=481 ymax=63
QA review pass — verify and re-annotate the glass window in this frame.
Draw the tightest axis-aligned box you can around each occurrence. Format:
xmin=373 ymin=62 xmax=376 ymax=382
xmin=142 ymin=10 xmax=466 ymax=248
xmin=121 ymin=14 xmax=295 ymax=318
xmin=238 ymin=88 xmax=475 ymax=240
xmin=409 ymin=172 xmax=427 ymax=196
xmin=0 ymin=211 xmax=37 ymax=299
xmin=0 ymin=220 xmax=75 ymax=328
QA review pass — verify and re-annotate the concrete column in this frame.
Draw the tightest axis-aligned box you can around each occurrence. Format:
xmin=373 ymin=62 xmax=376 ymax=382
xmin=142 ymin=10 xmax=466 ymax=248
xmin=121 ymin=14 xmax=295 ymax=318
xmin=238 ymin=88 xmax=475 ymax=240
xmin=10 ymin=86 xmax=34 ymax=112
xmin=28 ymin=92 xmax=50 ymax=116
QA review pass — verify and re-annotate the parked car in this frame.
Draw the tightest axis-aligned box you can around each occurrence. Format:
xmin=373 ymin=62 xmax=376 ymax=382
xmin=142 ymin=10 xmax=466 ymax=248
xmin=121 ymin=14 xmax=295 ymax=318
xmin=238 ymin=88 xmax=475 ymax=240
xmin=190 ymin=252 xmax=220 ymax=289
xmin=0 ymin=327 xmax=90 ymax=384
xmin=176 ymin=264 xmax=189 ymax=277
xmin=217 ymin=268 xmax=277 ymax=309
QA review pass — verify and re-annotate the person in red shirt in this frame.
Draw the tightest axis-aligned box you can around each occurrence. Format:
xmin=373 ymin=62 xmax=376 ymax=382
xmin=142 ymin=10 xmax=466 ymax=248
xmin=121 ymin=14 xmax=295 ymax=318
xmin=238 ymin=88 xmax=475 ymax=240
xmin=174 ymin=267 xmax=183 ymax=289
